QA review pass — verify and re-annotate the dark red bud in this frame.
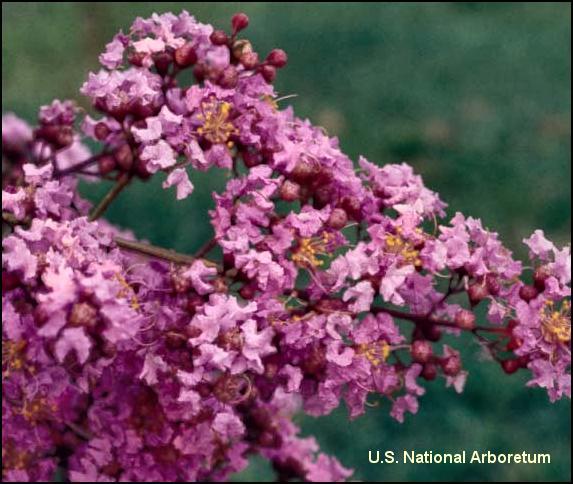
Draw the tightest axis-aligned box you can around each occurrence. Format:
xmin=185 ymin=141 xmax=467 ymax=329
xmin=533 ymin=265 xmax=551 ymax=292
xmin=519 ymin=284 xmax=539 ymax=302
xmin=468 ymin=283 xmax=488 ymax=306
xmin=454 ymin=309 xmax=476 ymax=330
xmin=114 ymin=144 xmax=133 ymax=172
xmin=193 ymin=63 xmax=206 ymax=82
xmin=98 ymin=155 xmax=116 ymax=175
xmin=280 ymin=180 xmax=301 ymax=202
xmin=174 ymin=43 xmax=198 ymax=67
xmin=421 ymin=362 xmax=438 ymax=381
xmin=266 ymin=49 xmax=288 ymax=68
xmin=154 ymin=52 xmax=173 ymax=76
xmin=94 ymin=122 xmax=110 ymax=141
xmin=485 ymin=273 xmax=501 ymax=296
xmin=231 ymin=13 xmax=249 ymax=33
xmin=327 ymin=208 xmax=348 ymax=230
xmin=501 ymin=359 xmax=520 ymax=375
xmin=218 ymin=65 xmax=239 ymax=89
xmin=423 ymin=324 xmax=442 ymax=342
xmin=441 ymin=355 xmax=461 ymax=376
xmin=210 ymin=29 xmax=229 ymax=46
xmin=411 ymin=339 xmax=433 ymax=364
xmin=259 ymin=64 xmax=276 ymax=83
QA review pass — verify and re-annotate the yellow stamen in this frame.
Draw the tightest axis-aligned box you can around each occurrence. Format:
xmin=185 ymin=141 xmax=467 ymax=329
xmin=384 ymin=234 xmax=422 ymax=267
xmin=291 ymin=232 xmax=334 ymax=269
xmin=197 ymin=100 xmax=237 ymax=144
xmin=356 ymin=340 xmax=391 ymax=366
xmin=115 ymin=273 xmax=140 ymax=310
xmin=541 ymin=300 xmax=571 ymax=344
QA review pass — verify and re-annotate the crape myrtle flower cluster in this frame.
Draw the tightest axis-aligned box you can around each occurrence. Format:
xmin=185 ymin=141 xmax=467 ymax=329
xmin=1 ymin=10 xmax=570 ymax=483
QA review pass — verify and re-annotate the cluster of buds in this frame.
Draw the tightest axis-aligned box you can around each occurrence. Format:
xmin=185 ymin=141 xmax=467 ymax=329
xmin=2 ymin=10 xmax=570 ymax=483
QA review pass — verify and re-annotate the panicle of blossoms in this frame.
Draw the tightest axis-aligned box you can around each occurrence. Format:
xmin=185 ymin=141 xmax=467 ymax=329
xmin=2 ymin=9 xmax=570 ymax=483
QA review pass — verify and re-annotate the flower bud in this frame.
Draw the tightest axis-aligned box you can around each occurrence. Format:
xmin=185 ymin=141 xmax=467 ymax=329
xmin=411 ymin=339 xmax=433 ymax=364
xmin=218 ymin=65 xmax=239 ymax=89
xmin=280 ymin=180 xmax=301 ymax=202
xmin=231 ymin=13 xmax=249 ymax=33
xmin=485 ymin=273 xmax=501 ymax=296
xmin=154 ymin=52 xmax=173 ymax=76
xmin=454 ymin=309 xmax=476 ymax=330
xmin=114 ymin=144 xmax=134 ymax=172
xmin=266 ymin=49 xmax=288 ymax=68
xmin=327 ymin=208 xmax=348 ymax=230
xmin=259 ymin=64 xmax=276 ymax=83
xmin=533 ymin=265 xmax=551 ymax=292
xmin=210 ymin=29 xmax=229 ymax=46
xmin=174 ymin=43 xmax=198 ymax=67
xmin=421 ymin=362 xmax=438 ymax=381
xmin=240 ymin=51 xmax=259 ymax=70
xmin=467 ymin=283 xmax=488 ymax=306
xmin=441 ymin=354 xmax=461 ymax=376
xmin=98 ymin=155 xmax=116 ymax=175
xmin=94 ymin=122 xmax=110 ymax=141
xmin=501 ymin=359 xmax=520 ymax=375
xmin=519 ymin=284 xmax=538 ymax=302
xmin=423 ymin=324 xmax=441 ymax=342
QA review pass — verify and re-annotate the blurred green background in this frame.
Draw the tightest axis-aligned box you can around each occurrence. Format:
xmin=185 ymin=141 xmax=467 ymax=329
xmin=2 ymin=3 xmax=571 ymax=482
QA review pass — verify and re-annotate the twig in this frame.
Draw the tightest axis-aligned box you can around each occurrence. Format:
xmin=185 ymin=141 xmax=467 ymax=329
xmin=114 ymin=236 xmax=219 ymax=268
xmin=193 ymin=237 xmax=217 ymax=258
xmin=89 ymin=173 xmax=132 ymax=222
xmin=53 ymin=153 xmax=104 ymax=177
xmin=372 ymin=306 xmax=506 ymax=334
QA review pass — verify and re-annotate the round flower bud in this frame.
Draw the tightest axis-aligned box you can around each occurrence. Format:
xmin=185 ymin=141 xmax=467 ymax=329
xmin=239 ymin=284 xmax=256 ymax=300
xmin=280 ymin=180 xmax=301 ymax=202
xmin=266 ymin=48 xmax=288 ymax=68
xmin=231 ymin=13 xmax=250 ymax=33
xmin=174 ymin=43 xmax=197 ymax=67
xmin=421 ymin=362 xmax=438 ymax=381
xmin=98 ymin=155 xmax=116 ymax=175
xmin=485 ymin=273 xmax=501 ymax=296
xmin=411 ymin=339 xmax=433 ymax=364
xmin=519 ymin=284 xmax=538 ymax=302
xmin=193 ymin=63 xmax=206 ymax=82
xmin=423 ymin=324 xmax=441 ymax=342
xmin=467 ymin=283 xmax=488 ymax=306
xmin=454 ymin=309 xmax=476 ymax=330
xmin=441 ymin=354 xmax=462 ymax=376
xmin=327 ymin=208 xmax=348 ymax=230
xmin=210 ymin=29 xmax=229 ymax=46
xmin=240 ymin=51 xmax=259 ymax=70
xmin=218 ymin=65 xmax=239 ymax=89
xmin=94 ymin=122 xmax=110 ymax=141
xmin=501 ymin=359 xmax=520 ymax=375
xmin=533 ymin=265 xmax=551 ymax=292
xmin=259 ymin=64 xmax=276 ymax=83
xmin=154 ymin=52 xmax=173 ymax=76
xmin=114 ymin=144 xmax=133 ymax=172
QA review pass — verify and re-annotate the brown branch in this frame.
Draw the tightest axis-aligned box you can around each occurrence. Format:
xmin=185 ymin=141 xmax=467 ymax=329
xmin=53 ymin=153 xmax=104 ymax=177
xmin=372 ymin=306 xmax=506 ymax=334
xmin=114 ymin=236 xmax=219 ymax=269
xmin=193 ymin=237 xmax=217 ymax=258
xmin=88 ymin=173 xmax=132 ymax=222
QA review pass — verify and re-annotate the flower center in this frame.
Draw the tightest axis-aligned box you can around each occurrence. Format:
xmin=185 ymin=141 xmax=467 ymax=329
xmin=116 ymin=273 xmax=140 ymax=310
xmin=384 ymin=234 xmax=421 ymax=267
xmin=541 ymin=300 xmax=571 ymax=344
xmin=356 ymin=340 xmax=391 ymax=366
xmin=292 ymin=232 xmax=335 ymax=269
xmin=196 ymin=100 xmax=237 ymax=146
